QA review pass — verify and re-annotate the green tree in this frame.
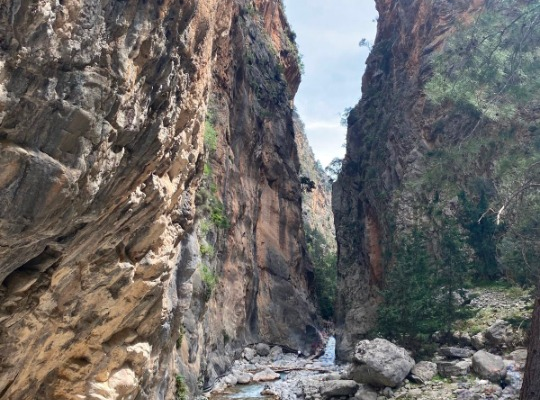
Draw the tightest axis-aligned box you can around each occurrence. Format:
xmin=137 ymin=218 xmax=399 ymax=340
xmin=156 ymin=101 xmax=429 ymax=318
xmin=425 ymin=0 xmax=540 ymax=121
xmin=304 ymin=224 xmax=337 ymax=320
xmin=377 ymin=226 xmax=470 ymax=354
xmin=458 ymin=191 xmax=500 ymax=281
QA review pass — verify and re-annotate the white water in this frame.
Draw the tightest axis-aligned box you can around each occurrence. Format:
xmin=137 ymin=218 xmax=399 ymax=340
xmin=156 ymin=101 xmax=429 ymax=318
xmin=318 ymin=336 xmax=336 ymax=366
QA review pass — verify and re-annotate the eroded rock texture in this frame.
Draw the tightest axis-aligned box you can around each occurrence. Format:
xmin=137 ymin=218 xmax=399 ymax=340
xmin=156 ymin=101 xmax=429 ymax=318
xmin=0 ymin=0 xmax=316 ymax=398
xmin=333 ymin=0 xmax=487 ymax=359
xmin=177 ymin=0 xmax=319 ymax=391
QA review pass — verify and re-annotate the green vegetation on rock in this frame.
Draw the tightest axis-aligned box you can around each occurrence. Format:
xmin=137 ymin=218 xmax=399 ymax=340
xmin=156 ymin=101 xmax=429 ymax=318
xmin=425 ymin=0 xmax=540 ymax=121
xmin=200 ymin=264 xmax=218 ymax=302
xmin=175 ymin=374 xmax=188 ymax=400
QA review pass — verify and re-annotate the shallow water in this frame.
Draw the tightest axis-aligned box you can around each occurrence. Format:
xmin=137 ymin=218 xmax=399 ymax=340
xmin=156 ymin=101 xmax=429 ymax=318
xmin=318 ymin=336 xmax=336 ymax=366
xmin=211 ymin=383 xmax=268 ymax=400
xmin=213 ymin=337 xmax=337 ymax=399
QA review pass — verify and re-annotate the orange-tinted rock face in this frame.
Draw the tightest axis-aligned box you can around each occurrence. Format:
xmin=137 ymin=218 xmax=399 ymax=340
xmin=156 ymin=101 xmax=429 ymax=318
xmin=0 ymin=0 xmax=316 ymax=398
xmin=177 ymin=1 xmax=319 ymax=389
xmin=333 ymin=0 xmax=485 ymax=359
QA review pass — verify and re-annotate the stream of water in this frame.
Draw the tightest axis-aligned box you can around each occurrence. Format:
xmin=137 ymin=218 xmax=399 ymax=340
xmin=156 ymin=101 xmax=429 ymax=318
xmin=212 ymin=337 xmax=337 ymax=400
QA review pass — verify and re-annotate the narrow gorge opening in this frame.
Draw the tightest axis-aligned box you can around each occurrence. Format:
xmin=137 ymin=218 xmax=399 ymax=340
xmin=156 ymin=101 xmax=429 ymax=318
xmin=1 ymin=0 xmax=540 ymax=399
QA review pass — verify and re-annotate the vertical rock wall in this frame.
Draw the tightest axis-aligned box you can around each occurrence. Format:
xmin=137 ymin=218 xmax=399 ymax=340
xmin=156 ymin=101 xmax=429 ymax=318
xmin=178 ymin=0 xmax=319 ymax=391
xmin=0 ymin=0 xmax=317 ymax=398
xmin=333 ymin=0 xmax=486 ymax=359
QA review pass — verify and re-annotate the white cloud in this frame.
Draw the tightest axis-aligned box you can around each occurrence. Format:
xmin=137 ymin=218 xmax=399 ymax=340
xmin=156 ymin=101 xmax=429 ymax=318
xmin=283 ymin=0 xmax=378 ymax=165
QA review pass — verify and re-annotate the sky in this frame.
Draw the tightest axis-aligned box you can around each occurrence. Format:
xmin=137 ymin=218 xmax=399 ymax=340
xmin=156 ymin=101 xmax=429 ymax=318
xmin=282 ymin=0 xmax=378 ymax=167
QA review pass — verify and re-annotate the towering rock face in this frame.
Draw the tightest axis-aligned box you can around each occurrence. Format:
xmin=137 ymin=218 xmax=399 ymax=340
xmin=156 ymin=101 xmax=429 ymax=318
xmin=295 ymin=115 xmax=335 ymax=254
xmin=177 ymin=1 xmax=319 ymax=390
xmin=333 ymin=0 xmax=488 ymax=359
xmin=0 ymin=0 xmax=317 ymax=398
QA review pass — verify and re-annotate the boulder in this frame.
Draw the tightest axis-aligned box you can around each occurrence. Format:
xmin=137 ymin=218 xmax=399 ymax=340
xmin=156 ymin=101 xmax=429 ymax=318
xmin=440 ymin=346 xmax=475 ymax=359
xmin=437 ymin=360 xmax=471 ymax=377
xmin=234 ymin=372 xmax=253 ymax=384
xmin=485 ymin=320 xmax=512 ymax=346
xmin=410 ymin=361 xmax=437 ymax=383
xmin=223 ymin=374 xmax=237 ymax=386
xmin=252 ymin=368 xmax=280 ymax=382
xmin=320 ymin=380 xmax=359 ymax=397
xmin=472 ymin=350 xmax=506 ymax=382
xmin=269 ymin=345 xmax=283 ymax=361
xmin=349 ymin=339 xmax=415 ymax=388
xmin=471 ymin=332 xmax=486 ymax=350
xmin=244 ymin=347 xmax=257 ymax=361
xmin=354 ymin=385 xmax=378 ymax=400
xmin=255 ymin=343 xmax=271 ymax=356
xmin=322 ymin=372 xmax=342 ymax=381
xmin=506 ymin=348 xmax=527 ymax=369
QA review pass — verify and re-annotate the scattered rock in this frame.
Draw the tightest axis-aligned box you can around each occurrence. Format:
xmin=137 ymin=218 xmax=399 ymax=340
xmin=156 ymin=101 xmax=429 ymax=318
xmin=440 ymin=346 xmax=475 ymax=359
xmin=350 ymin=339 xmax=415 ymax=388
xmin=410 ymin=361 xmax=437 ymax=383
xmin=253 ymin=368 xmax=280 ymax=382
xmin=485 ymin=320 xmax=513 ymax=347
xmin=472 ymin=350 xmax=506 ymax=382
xmin=471 ymin=333 xmax=486 ymax=350
xmin=255 ymin=343 xmax=271 ymax=356
xmin=354 ymin=385 xmax=378 ymax=400
xmin=320 ymin=380 xmax=359 ymax=397
xmin=269 ymin=346 xmax=283 ymax=361
xmin=437 ymin=360 xmax=471 ymax=377
xmin=234 ymin=372 xmax=253 ymax=384
xmin=244 ymin=347 xmax=257 ymax=361
xmin=322 ymin=372 xmax=342 ymax=381
xmin=507 ymin=348 xmax=527 ymax=369
xmin=223 ymin=374 xmax=238 ymax=386
xmin=381 ymin=387 xmax=394 ymax=398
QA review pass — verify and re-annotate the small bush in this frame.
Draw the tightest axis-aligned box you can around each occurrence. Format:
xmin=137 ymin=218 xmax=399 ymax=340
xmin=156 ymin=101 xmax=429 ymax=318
xmin=201 ymin=264 xmax=218 ymax=302
xmin=210 ymin=200 xmax=230 ymax=229
xmin=199 ymin=219 xmax=212 ymax=236
xmin=175 ymin=375 xmax=188 ymax=400
xmin=200 ymin=243 xmax=215 ymax=258
xmin=204 ymin=120 xmax=218 ymax=153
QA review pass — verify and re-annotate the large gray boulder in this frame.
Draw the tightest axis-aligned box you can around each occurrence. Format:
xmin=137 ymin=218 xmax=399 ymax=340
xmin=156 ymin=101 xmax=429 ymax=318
xmin=320 ymin=380 xmax=359 ymax=397
xmin=472 ymin=350 xmax=506 ymax=382
xmin=410 ymin=361 xmax=438 ymax=383
xmin=349 ymin=339 xmax=415 ymax=388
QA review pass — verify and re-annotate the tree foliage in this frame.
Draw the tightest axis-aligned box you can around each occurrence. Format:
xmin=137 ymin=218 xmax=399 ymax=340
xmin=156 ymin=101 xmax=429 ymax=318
xmin=304 ymin=224 xmax=337 ymax=320
xmin=377 ymin=224 xmax=470 ymax=355
xmin=425 ymin=0 xmax=540 ymax=121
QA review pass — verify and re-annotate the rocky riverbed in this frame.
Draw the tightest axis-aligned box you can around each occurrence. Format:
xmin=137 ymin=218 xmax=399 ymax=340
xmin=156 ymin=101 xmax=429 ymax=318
xmin=208 ymin=286 xmax=532 ymax=400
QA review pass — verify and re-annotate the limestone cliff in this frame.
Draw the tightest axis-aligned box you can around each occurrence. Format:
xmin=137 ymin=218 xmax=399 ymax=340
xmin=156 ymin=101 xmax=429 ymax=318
xmin=177 ymin=1 xmax=319 ymax=391
xmin=334 ymin=0 xmax=539 ymax=359
xmin=0 ymin=0 xmax=317 ymax=398
xmin=294 ymin=114 xmax=335 ymax=255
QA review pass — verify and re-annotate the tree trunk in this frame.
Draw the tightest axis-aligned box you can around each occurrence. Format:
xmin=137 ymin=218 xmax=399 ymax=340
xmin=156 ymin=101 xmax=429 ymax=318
xmin=521 ymin=296 xmax=540 ymax=400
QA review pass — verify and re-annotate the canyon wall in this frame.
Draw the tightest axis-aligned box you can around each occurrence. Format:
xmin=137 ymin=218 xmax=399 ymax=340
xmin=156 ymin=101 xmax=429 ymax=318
xmin=332 ymin=0 xmax=526 ymax=359
xmin=0 ymin=0 xmax=317 ymax=398
xmin=177 ymin=0 xmax=319 ymax=392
